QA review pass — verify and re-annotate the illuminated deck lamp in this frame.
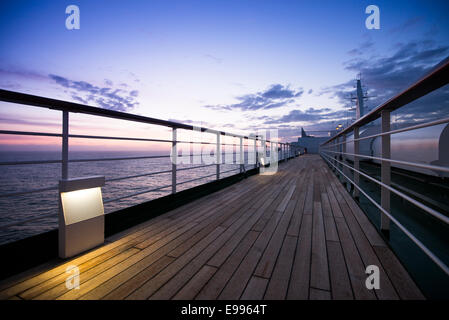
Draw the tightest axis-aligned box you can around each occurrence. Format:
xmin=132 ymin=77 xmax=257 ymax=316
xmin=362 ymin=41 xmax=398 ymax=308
xmin=59 ymin=176 xmax=105 ymax=258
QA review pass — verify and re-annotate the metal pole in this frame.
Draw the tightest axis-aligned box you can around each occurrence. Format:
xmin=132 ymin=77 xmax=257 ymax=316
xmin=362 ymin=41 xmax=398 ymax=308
xmin=342 ymin=134 xmax=347 ymax=188
xmin=254 ymin=137 xmax=257 ymax=169
xmin=334 ymin=137 xmax=339 ymax=175
xmin=172 ymin=128 xmax=177 ymax=194
xmin=240 ymin=137 xmax=244 ymax=173
xmin=381 ymin=110 xmax=391 ymax=233
xmin=263 ymin=139 xmax=267 ymax=166
xmin=353 ymin=127 xmax=360 ymax=198
xmin=216 ymin=132 xmax=221 ymax=180
xmin=62 ymin=111 xmax=69 ymax=180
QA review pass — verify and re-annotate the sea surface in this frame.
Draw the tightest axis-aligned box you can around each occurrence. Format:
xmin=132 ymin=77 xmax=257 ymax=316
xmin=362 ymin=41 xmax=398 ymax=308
xmin=0 ymin=150 xmax=259 ymax=245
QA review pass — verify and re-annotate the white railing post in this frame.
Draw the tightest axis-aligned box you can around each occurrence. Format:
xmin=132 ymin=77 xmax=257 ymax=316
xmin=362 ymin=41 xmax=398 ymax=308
xmin=216 ymin=132 xmax=221 ymax=180
xmin=172 ymin=128 xmax=177 ymax=194
xmin=381 ymin=110 xmax=391 ymax=233
xmin=335 ymin=137 xmax=339 ymax=175
xmin=263 ymin=139 xmax=267 ymax=166
xmin=240 ymin=137 xmax=244 ymax=173
xmin=62 ymin=110 xmax=69 ymax=180
xmin=353 ymin=127 xmax=360 ymax=198
xmin=342 ymin=134 xmax=347 ymax=188
xmin=254 ymin=137 xmax=258 ymax=168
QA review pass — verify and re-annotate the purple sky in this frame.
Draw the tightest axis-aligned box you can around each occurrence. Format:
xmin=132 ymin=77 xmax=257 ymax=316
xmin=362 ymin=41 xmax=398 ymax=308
xmin=1 ymin=0 xmax=448 ymax=150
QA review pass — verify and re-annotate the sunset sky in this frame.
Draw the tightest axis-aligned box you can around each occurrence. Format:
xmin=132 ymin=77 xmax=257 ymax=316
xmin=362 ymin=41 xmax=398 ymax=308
xmin=1 ymin=0 xmax=448 ymax=151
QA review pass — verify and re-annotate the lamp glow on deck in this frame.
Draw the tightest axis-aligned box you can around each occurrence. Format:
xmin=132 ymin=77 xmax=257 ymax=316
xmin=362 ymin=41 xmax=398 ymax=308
xmin=59 ymin=176 xmax=105 ymax=258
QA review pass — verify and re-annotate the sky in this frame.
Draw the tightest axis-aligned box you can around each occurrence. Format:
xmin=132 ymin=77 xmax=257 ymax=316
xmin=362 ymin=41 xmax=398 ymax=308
xmin=1 ymin=0 xmax=448 ymax=151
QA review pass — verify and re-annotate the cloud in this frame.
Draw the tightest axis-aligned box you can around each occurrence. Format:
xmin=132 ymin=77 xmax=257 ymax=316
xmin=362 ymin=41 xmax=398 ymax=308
xmin=321 ymin=39 xmax=449 ymax=126
xmin=204 ymin=54 xmax=223 ymax=64
xmin=263 ymin=108 xmax=348 ymax=125
xmin=389 ymin=17 xmax=423 ymax=34
xmin=49 ymin=74 xmax=139 ymax=112
xmin=347 ymin=40 xmax=374 ymax=56
xmin=203 ymin=84 xmax=303 ymax=111
xmin=323 ymin=40 xmax=449 ymax=108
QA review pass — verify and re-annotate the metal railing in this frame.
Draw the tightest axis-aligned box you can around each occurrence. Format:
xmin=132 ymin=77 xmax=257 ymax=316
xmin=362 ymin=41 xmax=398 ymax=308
xmin=0 ymin=89 xmax=298 ymax=232
xmin=319 ymin=57 xmax=449 ymax=276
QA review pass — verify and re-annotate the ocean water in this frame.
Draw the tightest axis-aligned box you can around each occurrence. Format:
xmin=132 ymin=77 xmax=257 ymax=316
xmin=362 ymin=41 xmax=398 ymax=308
xmin=0 ymin=150 xmax=258 ymax=245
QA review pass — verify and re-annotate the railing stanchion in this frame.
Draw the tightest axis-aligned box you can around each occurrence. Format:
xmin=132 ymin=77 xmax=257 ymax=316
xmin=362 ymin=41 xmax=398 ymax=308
xmin=62 ymin=110 xmax=69 ymax=180
xmin=353 ymin=126 xmax=360 ymax=198
xmin=171 ymin=128 xmax=177 ymax=194
xmin=239 ymin=137 xmax=243 ymax=173
xmin=254 ymin=137 xmax=257 ymax=168
xmin=216 ymin=132 xmax=221 ymax=180
xmin=263 ymin=138 xmax=267 ymax=166
xmin=342 ymin=134 xmax=347 ymax=188
xmin=381 ymin=110 xmax=391 ymax=234
xmin=335 ymin=137 xmax=340 ymax=176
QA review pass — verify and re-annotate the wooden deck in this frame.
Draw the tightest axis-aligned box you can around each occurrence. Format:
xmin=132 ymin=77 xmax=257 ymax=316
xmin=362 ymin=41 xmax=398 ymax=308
xmin=0 ymin=155 xmax=424 ymax=300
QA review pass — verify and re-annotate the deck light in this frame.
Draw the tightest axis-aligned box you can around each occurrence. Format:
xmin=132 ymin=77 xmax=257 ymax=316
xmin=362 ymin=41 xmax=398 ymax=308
xmin=59 ymin=176 xmax=105 ymax=258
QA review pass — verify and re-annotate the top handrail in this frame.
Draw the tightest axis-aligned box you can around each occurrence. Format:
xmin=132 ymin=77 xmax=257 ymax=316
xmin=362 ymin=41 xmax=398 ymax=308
xmin=321 ymin=56 xmax=449 ymax=145
xmin=0 ymin=89 xmax=285 ymax=144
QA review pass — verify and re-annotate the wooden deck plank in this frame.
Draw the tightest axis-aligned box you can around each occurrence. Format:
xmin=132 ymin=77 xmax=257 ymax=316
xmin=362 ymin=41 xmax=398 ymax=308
xmin=241 ymin=276 xmax=268 ymax=300
xmin=287 ymin=214 xmax=312 ymax=299
xmin=79 ymin=176 xmax=278 ymax=300
xmin=310 ymin=201 xmax=330 ymax=291
xmin=218 ymin=200 xmax=291 ymax=299
xmin=326 ymin=241 xmax=354 ymax=300
xmin=373 ymin=246 xmax=424 ymax=300
xmin=310 ymin=288 xmax=331 ymax=300
xmin=125 ymin=226 xmax=227 ymax=300
xmin=334 ymin=217 xmax=377 ymax=300
xmin=149 ymin=173 xmax=296 ymax=300
xmin=172 ymin=265 xmax=218 ymax=300
xmin=196 ymin=231 xmax=259 ymax=300
xmin=331 ymin=181 xmax=399 ymax=300
xmin=286 ymin=170 xmax=308 ymax=237
xmin=31 ymin=248 xmax=140 ymax=300
xmin=150 ymin=194 xmax=274 ymax=299
xmin=96 ymin=256 xmax=175 ymax=300
xmin=254 ymin=183 xmax=298 ymax=278
xmin=264 ymin=235 xmax=297 ymax=300
xmin=241 ymin=277 xmax=268 ymax=300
